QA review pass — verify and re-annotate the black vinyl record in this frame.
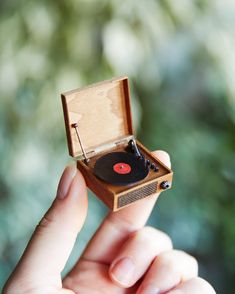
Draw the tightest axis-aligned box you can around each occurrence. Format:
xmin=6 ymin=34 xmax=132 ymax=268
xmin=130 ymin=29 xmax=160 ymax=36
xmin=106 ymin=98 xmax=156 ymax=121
xmin=93 ymin=152 xmax=149 ymax=186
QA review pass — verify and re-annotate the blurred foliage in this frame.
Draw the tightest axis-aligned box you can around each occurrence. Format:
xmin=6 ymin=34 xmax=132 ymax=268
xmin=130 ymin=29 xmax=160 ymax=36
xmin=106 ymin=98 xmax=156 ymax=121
xmin=1 ymin=0 xmax=235 ymax=293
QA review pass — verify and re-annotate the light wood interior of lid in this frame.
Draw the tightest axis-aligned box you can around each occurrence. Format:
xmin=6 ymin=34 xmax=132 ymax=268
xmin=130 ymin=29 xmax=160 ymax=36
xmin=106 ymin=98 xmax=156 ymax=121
xmin=62 ymin=77 xmax=133 ymax=158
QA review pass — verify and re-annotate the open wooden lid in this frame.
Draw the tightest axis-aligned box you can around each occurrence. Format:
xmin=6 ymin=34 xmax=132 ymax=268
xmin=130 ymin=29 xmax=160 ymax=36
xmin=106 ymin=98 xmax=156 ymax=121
xmin=61 ymin=76 xmax=133 ymax=158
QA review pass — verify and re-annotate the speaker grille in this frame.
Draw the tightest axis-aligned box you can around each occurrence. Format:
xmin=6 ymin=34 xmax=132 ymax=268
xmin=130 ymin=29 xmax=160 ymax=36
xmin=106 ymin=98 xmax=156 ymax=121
xmin=117 ymin=182 xmax=157 ymax=208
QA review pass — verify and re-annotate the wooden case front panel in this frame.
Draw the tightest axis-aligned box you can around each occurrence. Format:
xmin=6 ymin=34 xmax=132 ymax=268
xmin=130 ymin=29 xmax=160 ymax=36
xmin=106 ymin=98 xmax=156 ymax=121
xmin=114 ymin=172 xmax=173 ymax=211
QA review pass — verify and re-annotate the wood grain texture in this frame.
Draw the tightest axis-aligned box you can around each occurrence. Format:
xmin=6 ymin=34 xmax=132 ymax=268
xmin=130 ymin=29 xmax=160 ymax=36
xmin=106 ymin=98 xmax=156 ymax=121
xmin=61 ymin=76 xmax=133 ymax=158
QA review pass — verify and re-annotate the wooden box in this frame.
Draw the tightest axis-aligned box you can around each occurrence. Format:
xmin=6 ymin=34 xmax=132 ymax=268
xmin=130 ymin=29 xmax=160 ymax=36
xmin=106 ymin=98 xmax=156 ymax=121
xmin=61 ymin=76 xmax=173 ymax=211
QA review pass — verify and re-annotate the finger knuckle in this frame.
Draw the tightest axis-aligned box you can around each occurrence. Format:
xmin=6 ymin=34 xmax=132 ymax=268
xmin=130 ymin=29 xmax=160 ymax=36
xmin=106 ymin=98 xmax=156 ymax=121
xmin=158 ymin=232 xmax=173 ymax=250
xmin=187 ymin=254 xmax=198 ymax=275
xmin=131 ymin=226 xmax=173 ymax=250
xmin=173 ymin=250 xmax=198 ymax=272
xmin=39 ymin=215 xmax=53 ymax=227
xmin=156 ymin=253 xmax=176 ymax=272
xmin=156 ymin=250 xmax=198 ymax=279
xmin=191 ymin=277 xmax=216 ymax=293
xmin=36 ymin=214 xmax=55 ymax=234
xmin=146 ymin=226 xmax=173 ymax=250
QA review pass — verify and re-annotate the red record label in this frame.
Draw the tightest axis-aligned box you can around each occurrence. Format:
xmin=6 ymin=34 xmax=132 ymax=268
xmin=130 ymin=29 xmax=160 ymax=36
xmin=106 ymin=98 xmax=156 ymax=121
xmin=113 ymin=162 xmax=131 ymax=174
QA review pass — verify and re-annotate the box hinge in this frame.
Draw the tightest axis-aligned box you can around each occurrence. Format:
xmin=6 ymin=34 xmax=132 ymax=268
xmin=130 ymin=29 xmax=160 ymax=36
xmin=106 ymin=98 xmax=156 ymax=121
xmin=75 ymin=135 xmax=134 ymax=161
xmin=115 ymin=139 xmax=128 ymax=146
xmin=115 ymin=135 xmax=134 ymax=146
xmin=86 ymin=150 xmax=96 ymax=158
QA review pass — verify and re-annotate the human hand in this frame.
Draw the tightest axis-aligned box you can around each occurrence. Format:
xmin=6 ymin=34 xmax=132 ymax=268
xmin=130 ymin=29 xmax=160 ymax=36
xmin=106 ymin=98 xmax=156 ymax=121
xmin=3 ymin=151 xmax=216 ymax=294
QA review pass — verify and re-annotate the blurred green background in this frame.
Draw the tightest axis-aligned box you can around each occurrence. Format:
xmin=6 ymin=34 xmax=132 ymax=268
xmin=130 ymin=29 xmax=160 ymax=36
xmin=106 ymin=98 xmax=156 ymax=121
xmin=1 ymin=1 xmax=235 ymax=293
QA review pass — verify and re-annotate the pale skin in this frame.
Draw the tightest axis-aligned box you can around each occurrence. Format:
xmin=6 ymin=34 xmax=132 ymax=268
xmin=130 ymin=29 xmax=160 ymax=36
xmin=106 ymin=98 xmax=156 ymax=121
xmin=3 ymin=151 xmax=216 ymax=294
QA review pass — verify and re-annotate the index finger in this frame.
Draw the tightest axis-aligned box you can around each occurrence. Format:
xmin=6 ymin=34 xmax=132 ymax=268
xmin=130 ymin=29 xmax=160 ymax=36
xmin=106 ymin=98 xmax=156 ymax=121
xmin=81 ymin=150 xmax=171 ymax=264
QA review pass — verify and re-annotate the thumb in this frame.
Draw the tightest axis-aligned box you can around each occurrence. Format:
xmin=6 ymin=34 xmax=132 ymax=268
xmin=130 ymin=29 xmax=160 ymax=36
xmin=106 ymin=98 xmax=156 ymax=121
xmin=12 ymin=164 xmax=88 ymax=279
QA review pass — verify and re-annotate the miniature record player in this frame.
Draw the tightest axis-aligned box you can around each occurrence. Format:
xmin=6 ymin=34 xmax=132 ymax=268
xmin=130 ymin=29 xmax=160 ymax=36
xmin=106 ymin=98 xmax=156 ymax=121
xmin=61 ymin=76 xmax=173 ymax=211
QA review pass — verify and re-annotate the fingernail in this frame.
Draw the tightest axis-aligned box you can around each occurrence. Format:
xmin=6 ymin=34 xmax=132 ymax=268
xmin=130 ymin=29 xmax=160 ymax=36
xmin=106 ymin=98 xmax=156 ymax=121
xmin=139 ymin=284 xmax=160 ymax=294
xmin=56 ymin=164 xmax=77 ymax=199
xmin=110 ymin=257 xmax=135 ymax=286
